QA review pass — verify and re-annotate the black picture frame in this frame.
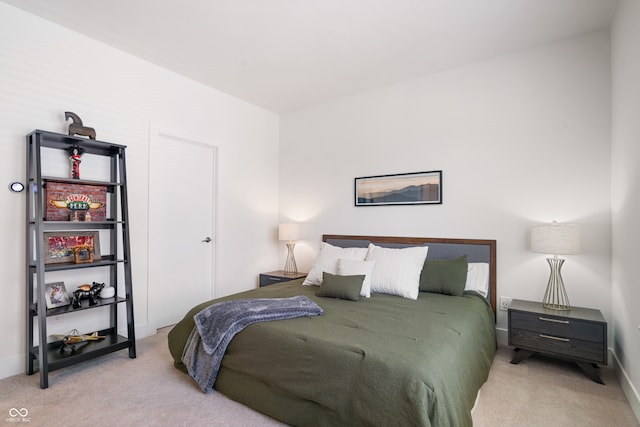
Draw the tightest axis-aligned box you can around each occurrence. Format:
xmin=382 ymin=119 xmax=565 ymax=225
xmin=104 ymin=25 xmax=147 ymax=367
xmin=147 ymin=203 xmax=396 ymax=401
xmin=355 ymin=170 xmax=442 ymax=206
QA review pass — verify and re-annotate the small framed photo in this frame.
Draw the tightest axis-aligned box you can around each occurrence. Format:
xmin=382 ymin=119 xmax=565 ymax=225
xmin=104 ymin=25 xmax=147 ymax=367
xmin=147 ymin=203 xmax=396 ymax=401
xmin=45 ymin=282 xmax=71 ymax=309
xmin=43 ymin=231 xmax=101 ymax=264
xmin=355 ymin=170 xmax=442 ymax=206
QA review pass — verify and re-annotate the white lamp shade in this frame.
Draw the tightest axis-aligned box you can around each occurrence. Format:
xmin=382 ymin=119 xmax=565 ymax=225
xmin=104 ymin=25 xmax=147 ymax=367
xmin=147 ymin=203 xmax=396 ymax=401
xmin=531 ymin=223 xmax=580 ymax=255
xmin=279 ymin=223 xmax=301 ymax=241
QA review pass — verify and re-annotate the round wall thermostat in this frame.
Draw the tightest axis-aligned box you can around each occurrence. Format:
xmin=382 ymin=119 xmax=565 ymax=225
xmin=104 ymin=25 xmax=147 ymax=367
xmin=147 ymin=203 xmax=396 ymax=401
xmin=9 ymin=182 xmax=24 ymax=193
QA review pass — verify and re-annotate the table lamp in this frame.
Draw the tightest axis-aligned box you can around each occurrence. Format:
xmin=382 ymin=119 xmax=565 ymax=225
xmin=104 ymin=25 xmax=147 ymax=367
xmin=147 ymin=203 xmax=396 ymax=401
xmin=531 ymin=221 xmax=580 ymax=310
xmin=279 ymin=223 xmax=301 ymax=274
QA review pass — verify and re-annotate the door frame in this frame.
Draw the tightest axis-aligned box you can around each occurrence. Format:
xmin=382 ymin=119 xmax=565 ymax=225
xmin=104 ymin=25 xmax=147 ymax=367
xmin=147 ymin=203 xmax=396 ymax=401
xmin=147 ymin=123 xmax=218 ymax=330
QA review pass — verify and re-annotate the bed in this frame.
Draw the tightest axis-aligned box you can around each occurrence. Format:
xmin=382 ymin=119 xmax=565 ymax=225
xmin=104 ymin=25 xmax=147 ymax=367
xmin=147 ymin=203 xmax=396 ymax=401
xmin=168 ymin=235 xmax=497 ymax=427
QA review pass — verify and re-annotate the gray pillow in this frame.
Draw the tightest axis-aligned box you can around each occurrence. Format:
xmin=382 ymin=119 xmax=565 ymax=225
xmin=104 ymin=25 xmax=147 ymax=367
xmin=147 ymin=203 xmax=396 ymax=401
xmin=316 ymin=272 xmax=364 ymax=301
xmin=419 ymin=255 xmax=468 ymax=296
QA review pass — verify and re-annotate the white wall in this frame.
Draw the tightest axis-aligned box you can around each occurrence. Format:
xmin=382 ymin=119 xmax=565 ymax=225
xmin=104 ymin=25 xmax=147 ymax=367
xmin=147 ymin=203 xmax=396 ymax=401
xmin=611 ymin=0 xmax=640 ymax=419
xmin=0 ymin=3 xmax=280 ymax=380
xmin=280 ymin=32 xmax=611 ymax=343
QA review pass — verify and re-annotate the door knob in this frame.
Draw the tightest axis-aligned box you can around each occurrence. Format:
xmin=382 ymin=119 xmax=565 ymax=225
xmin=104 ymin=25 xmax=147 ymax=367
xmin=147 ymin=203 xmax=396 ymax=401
xmin=202 ymin=237 xmax=212 ymax=243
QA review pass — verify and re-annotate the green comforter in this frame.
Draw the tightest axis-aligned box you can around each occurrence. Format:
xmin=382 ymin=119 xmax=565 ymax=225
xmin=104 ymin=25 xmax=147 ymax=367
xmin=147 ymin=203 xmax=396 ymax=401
xmin=168 ymin=280 xmax=496 ymax=427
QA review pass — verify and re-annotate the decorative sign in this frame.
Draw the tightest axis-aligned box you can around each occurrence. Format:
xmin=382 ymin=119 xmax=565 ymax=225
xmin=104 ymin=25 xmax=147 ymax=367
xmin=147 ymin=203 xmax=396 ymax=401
xmin=45 ymin=182 xmax=106 ymax=221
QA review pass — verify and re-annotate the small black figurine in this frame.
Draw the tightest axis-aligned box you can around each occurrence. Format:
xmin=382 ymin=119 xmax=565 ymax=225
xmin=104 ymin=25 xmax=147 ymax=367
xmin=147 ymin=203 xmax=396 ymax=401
xmin=72 ymin=282 xmax=105 ymax=308
xmin=65 ymin=111 xmax=96 ymax=140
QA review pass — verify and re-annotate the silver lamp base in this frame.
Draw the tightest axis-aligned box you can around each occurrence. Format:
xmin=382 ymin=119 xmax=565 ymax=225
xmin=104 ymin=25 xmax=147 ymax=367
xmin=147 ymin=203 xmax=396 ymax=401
xmin=283 ymin=242 xmax=298 ymax=274
xmin=541 ymin=257 xmax=571 ymax=311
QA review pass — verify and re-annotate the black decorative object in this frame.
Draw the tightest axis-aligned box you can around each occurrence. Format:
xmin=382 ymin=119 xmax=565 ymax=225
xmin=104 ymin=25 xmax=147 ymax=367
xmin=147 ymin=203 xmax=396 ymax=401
xmin=71 ymin=282 xmax=105 ymax=308
xmin=65 ymin=111 xmax=96 ymax=140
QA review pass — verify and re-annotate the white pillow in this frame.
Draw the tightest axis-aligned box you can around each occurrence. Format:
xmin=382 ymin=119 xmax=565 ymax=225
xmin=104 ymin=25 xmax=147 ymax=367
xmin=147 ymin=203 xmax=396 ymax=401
xmin=365 ymin=243 xmax=429 ymax=300
xmin=337 ymin=259 xmax=376 ymax=298
xmin=302 ymin=242 xmax=369 ymax=286
xmin=464 ymin=263 xmax=490 ymax=298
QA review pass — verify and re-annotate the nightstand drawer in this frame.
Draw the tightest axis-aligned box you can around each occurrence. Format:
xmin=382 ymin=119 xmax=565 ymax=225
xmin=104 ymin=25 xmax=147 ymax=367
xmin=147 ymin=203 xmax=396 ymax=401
xmin=259 ymin=275 xmax=291 ymax=286
xmin=510 ymin=310 xmax=605 ymax=343
xmin=259 ymin=271 xmax=307 ymax=287
xmin=510 ymin=328 xmax=606 ymax=364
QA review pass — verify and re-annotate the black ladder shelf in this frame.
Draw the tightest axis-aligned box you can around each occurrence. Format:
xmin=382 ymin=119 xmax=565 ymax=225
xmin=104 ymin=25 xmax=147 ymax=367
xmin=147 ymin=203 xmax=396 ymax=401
xmin=25 ymin=130 xmax=136 ymax=388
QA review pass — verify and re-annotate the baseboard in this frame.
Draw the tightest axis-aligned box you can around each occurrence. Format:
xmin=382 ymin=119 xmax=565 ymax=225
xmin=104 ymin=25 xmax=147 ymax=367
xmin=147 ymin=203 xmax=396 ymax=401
xmin=130 ymin=322 xmax=157 ymax=340
xmin=496 ymin=327 xmax=508 ymax=347
xmin=611 ymin=349 xmax=640 ymax=423
xmin=0 ymin=354 xmax=24 ymax=381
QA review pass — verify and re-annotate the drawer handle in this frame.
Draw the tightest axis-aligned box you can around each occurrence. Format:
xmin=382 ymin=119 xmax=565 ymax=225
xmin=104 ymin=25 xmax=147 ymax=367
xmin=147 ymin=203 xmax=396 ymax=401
xmin=539 ymin=317 xmax=569 ymax=324
xmin=268 ymin=277 xmax=280 ymax=281
xmin=539 ymin=334 xmax=570 ymax=342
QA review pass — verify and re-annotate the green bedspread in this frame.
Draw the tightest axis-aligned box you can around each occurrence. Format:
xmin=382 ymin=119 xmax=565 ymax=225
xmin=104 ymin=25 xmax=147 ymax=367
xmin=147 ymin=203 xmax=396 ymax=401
xmin=168 ymin=280 xmax=496 ymax=427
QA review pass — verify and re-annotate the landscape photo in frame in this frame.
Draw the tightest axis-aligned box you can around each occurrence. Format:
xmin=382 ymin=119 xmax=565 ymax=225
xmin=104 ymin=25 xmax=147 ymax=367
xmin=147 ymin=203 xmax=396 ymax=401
xmin=355 ymin=170 xmax=442 ymax=206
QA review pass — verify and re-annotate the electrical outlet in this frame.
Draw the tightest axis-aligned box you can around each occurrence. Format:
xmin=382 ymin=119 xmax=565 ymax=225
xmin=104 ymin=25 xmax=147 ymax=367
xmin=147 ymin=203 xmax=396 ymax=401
xmin=499 ymin=297 xmax=512 ymax=311
xmin=49 ymin=314 xmax=64 ymax=324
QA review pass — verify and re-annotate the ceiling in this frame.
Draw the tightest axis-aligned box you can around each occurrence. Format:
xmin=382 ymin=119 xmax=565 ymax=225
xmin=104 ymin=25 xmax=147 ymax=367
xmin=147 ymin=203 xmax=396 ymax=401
xmin=2 ymin=0 xmax=617 ymax=113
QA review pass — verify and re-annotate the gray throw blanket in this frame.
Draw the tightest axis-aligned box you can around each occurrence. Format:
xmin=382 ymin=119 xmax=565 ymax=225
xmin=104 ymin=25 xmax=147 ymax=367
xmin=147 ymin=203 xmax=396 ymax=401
xmin=182 ymin=295 xmax=323 ymax=392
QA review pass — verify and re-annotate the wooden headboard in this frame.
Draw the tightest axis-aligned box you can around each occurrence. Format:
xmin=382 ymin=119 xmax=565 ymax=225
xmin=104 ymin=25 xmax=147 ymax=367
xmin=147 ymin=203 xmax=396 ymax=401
xmin=323 ymin=234 xmax=497 ymax=315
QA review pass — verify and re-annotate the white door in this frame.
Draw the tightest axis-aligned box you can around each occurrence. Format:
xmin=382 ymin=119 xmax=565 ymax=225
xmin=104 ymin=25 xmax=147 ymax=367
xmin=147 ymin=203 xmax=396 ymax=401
xmin=148 ymin=126 xmax=216 ymax=329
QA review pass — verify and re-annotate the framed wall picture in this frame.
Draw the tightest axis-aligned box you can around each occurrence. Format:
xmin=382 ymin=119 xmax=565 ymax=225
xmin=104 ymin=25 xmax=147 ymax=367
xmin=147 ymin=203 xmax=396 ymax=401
xmin=355 ymin=170 xmax=442 ymax=206
xmin=44 ymin=281 xmax=71 ymax=309
xmin=43 ymin=231 xmax=101 ymax=264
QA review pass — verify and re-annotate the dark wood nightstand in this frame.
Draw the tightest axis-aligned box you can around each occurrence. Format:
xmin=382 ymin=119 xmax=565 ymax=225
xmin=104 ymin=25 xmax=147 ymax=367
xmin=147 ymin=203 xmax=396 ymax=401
xmin=508 ymin=299 xmax=608 ymax=384
xmin=259 ymin=270 xmax=307 ymax=287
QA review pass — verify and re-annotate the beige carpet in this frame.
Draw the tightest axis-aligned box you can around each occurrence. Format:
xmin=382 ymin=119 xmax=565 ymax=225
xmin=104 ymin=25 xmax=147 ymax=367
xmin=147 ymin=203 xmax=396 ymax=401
xmin=1 ymin=328 xmax=638 ymax=427
xmin=473 ymin=345 xmax=639 ymax=427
